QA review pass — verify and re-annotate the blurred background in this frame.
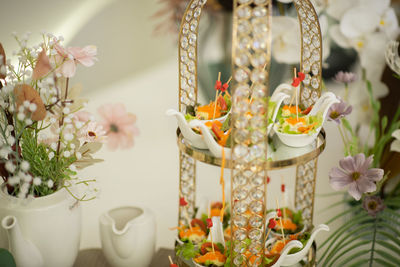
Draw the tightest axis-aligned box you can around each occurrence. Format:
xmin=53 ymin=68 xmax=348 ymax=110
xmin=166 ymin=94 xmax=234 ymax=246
xmin=0 ymin=0 xmax=399 ymax=254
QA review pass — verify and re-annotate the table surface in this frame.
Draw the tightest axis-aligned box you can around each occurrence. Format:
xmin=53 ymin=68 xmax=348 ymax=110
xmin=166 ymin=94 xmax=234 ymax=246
xmin=73 ymin=248 xmax=176 ymax=267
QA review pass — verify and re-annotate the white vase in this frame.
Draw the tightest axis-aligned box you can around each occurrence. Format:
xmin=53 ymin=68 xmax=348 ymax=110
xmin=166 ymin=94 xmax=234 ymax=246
xmin=0 ymin=185 xmax=81 ymax=267
xmin=99 ymin=206 xmax=156 ymax=267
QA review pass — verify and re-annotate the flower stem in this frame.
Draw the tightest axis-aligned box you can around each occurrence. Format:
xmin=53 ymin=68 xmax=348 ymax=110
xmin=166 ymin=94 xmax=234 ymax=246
xmin=369 ymin=216 xmax=378 ymax=267
xmin=338 ymin=124 xmax=351 ymax=155
xmin=344 ymin=83 xmax=349 ymax=101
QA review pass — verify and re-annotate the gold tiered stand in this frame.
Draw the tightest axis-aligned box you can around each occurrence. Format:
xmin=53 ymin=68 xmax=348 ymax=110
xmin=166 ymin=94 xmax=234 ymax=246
xmin=175 ymin=0 xmax=324 ymax=266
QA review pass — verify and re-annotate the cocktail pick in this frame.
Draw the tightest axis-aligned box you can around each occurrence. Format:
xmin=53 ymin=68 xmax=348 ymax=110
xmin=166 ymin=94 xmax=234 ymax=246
xmin=168 ymin=255 xmax=178 ymax=267
xmin=266 ymin=218 xmax=277 ymax=241
xmin=281 ymin=175 xmax=287 ymax=221
xmin=213 ymin=72 xmax=222 ymax=120
xmin=179 ymin=196 xmax=192 ymax=230
xmin=207 ymin=206 xmax=215 ymax=253
xmin=221 ymin=76 xmax=232 ymax=94
xmin=276 ymin=198 xmax=286 ymax=240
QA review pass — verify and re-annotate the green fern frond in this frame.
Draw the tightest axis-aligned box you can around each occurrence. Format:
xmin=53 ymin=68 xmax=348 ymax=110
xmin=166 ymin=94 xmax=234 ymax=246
xmin=318 ymin=197 xmax=400 ymax=266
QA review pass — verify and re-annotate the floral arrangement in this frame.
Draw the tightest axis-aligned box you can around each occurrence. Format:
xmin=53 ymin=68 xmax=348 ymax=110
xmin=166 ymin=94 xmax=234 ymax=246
xmin=0 ymin=33 xmax=138 ymax=200
xmin=318 ymin=40 xmax=400 ymax=265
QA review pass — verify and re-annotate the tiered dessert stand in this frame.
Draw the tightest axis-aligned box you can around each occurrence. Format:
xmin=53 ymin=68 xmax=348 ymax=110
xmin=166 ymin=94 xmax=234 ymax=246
xmin=173 ymin=0 xmax=326 ymax=266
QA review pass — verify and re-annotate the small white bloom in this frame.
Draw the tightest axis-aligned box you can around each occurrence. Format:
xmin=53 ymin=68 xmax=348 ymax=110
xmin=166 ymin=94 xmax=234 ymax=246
xmin=25 ymin=119 xmax=33 ymax=125
xmin=7 ymin=125 xmax=14 ymax=132
xmin=17 ymin=112 xmax=25 ymax=121
xmin=75 ymin=152 xmax=82 ymax=160
xmin=70 ymin=143 xmax=75 ymax=149
xmin=391 ymin=129 xmax=400 ymax=153
xmin=5 ymin=161 xmax=16 ymax=173
xmin=50 ymin=142 xmax=58 ymax=151
xmin=50 ymin=117 xmax=57 ymax=124
xmin=7 ymin=136 xmax=15 ymax=146
xmin=23 ymin=100 xmax=30 ymax=108
xmin=20 ymin=161 xmax=30 ymax=172
xmin=47 ymin=180 xmax=54 ymax=188
xmin=75 ymin=121 xmax=83 ymax=129
xmin=8 ymin=175 xmax=20 ymax=185
xmin=64 ymin=117 xmax=71 ymax=123
xmin=0 ymin=147 xmax=10 ymax=158
xmin=48 ymin=151 xmax=55 ymax=160
xmin=70 ymin=164 xmax=77 ymax=172
xmin=8 ymin=105 xmax=14 ymax=113
xmin=64 ymin=133 xmax=73 ymax=141
xmin=29 ymin=103 xmax=37 ymax=112
xmin=63 ymin=107 xmax=70 ymax=114
xmin=18 ymin=106 xmax=25 ymax=113
xmin=33 ymin=177 xmax=42 ymax=186
xmin=63 ymin=151 xmax=71 ymax=157
xmin=23 ymin=173 xmax=32 ymax=183
xmin=20 ymin=182 xmax=30 ymax=194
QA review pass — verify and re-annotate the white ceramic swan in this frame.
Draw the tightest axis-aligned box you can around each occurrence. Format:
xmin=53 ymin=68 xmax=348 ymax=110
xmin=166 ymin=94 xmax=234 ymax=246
xmin=265 ymin=224 xmax=330 ymax=266
xmin=166 ymin=109 xmax=230 ymax=149
xmin=273 ymin=92 xmax=339 ymax=147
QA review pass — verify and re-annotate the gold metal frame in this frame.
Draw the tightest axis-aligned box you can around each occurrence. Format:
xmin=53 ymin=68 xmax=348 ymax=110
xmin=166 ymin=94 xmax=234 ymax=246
xmin=176 ymin=0 xmax=324 ymax=265
xmin=176 ymin=129 xmax=326 ymax=170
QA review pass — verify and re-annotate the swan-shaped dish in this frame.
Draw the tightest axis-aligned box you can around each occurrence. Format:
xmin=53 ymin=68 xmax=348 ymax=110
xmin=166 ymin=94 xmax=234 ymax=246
xmin=265 ymin=223 xmax=330 ymax=266
xmin=273 ymin=92 xmax=339 ymax=147
xmin=166 ymin=109 xmax=230 ymax=149
xmin=187 ymin=88 xmax=290 ymax=159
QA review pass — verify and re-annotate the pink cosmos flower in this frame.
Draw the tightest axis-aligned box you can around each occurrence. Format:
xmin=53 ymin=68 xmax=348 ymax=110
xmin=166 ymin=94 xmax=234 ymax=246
xmin=97 ymin=103 xmax=139 ymax=151
xmin=78 ymin=121 xmax=106 ymax=143
xmin=54 ymin=43 xmax=97 ymax=78
xmin=329 ymin=153 xmax=384 ymax=200
xmin=74 ymin=111 xmax=94 ymax=123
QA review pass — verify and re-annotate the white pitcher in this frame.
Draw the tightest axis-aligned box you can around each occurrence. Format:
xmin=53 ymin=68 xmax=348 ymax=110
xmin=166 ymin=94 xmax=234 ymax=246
xmin=0 ymin=184 xmax=81 ymax=267
xmin=99 ymin=206 xmax=156 ymax=267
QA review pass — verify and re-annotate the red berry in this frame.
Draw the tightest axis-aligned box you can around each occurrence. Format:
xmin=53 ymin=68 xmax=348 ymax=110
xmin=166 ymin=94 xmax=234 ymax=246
xmin=206 ymin=218 xmax=213 ymax=229
xmin=170 ymin=264 xmax=178 ymax=267
xmin=221 ymin=83 xmax=229 ymax=92
xmin=267 ymin=176 xmax=271 ymax=184
xmin=277 ymin=209 xmax=282 ymax=217
xmin=281 ymin=184 xmax=285 ymax=192
xmin=214 ymin=81 xmax=222 ymax=91
xmin=291 ymin=77 xmax=300 ymax=87
xmin=179 ymin=197 xmax=188 ymax=207
xmin=298 ymin=72 xmax=305 ymax=81
xmin=268 ymin=218 xmax=277 ymax=229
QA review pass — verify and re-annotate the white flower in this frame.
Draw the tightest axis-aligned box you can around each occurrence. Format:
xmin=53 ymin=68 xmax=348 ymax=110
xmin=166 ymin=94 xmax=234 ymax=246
xmin=29 ymin=103 xmax=37 ymax=112
xmin=0 ymin=147 xmax=10 ymax=158
xmin=50 ymin=142 xmax=58 ymax=151
xmin=23 ymin=100 xmax=30 ymax=108
xmin=391 ymin=130 xmax=400 ymax=153
xmin=75 ymin=152 xmax=82 ymax=160
xmin=78 ymin=122 xmax=106 ymax=143
xmin=23 ymin=173 xmax=32 ymax=183
xmin=63 ymin=107 xmax=70 ymax=114
xmin=50 ymin=117 xmax=57 ymax=124
xmin=64 ymin=133 xmax=74 ymax=141
xmin=330 ymin=0 xmax=399 ymax=75
xmin=47 ymin=180 xmax=54 ymax=188
xmin=48 ymin=151 xmax=55 ymax=160
xmin=5 ymin=161 xmax=16 ymax=173
xmin=17 ymin=112 xmax=25 ymax=121
xmin=25 ymin=119 xmax=33 ymax=125
xmin=63 ymin=151 xmax=71 ymax=157
xmin=20 ymin=183 xmax=30 ymax=194
xmin=7 ymin=136 xmax=15 ymax=146
xmin=8 ymin=175 xmax=20 ymax=185
xmin=385 ymin=40 xmax=400 ymax=76
xmin=33 ymin=177 xmax=42 ymax=186
xmin=70 ymin=164 xmax=77 ymax=172
xmin=20 ymin=161 xmax=30 ymax=172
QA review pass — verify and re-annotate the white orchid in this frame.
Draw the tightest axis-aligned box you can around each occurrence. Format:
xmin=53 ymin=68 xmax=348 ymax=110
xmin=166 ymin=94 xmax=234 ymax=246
xmin=385 ymin=40 xmax=400 ymax=76
xmin=391 ymin=130 xmax=400 ymax=153
xmin=271 ymin=15 xmax=330 ymax=64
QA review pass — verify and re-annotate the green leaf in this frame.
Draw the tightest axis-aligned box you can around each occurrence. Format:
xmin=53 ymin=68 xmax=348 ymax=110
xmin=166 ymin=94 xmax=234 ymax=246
xmin=374 ymin=258 xmax=398 ymax=267
xmin=337 ymin=249 xmax=371 ymax=266
xmin=323 ymin=224 xmax=374 ymax=265
xmin=342 ymin=118 xmax=354 ymax=136
xmin=376 ymin=240 xmax=400 ymax=256
xmin=347 ymin=258 xmax=370 ymax=267
xmin=0 ymin=249 xmax=16 ymax=267
xmin=326 ymin=240 xmax=370 ymax=267
xmin=381 ymin=116 xmax=388 ymax=134
xmin=378 ymin=231 xmax=400 ymax=247
xmin=324 ymin=205 xmax=362 ymax=225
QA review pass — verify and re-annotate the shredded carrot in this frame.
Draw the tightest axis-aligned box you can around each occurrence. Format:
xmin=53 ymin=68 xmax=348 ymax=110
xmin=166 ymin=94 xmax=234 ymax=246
xmin=194 ymin=251 xmax=226 ymax=263
xmin=285 ymin=117 xmax=306 ymax=126
xmin=276 ymin=218 xmax=298 ymax=231
xmin=282 ymin=105 xmax=301 ymax=114
xmin=197 ymin=102 xmax=222 ymax=120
